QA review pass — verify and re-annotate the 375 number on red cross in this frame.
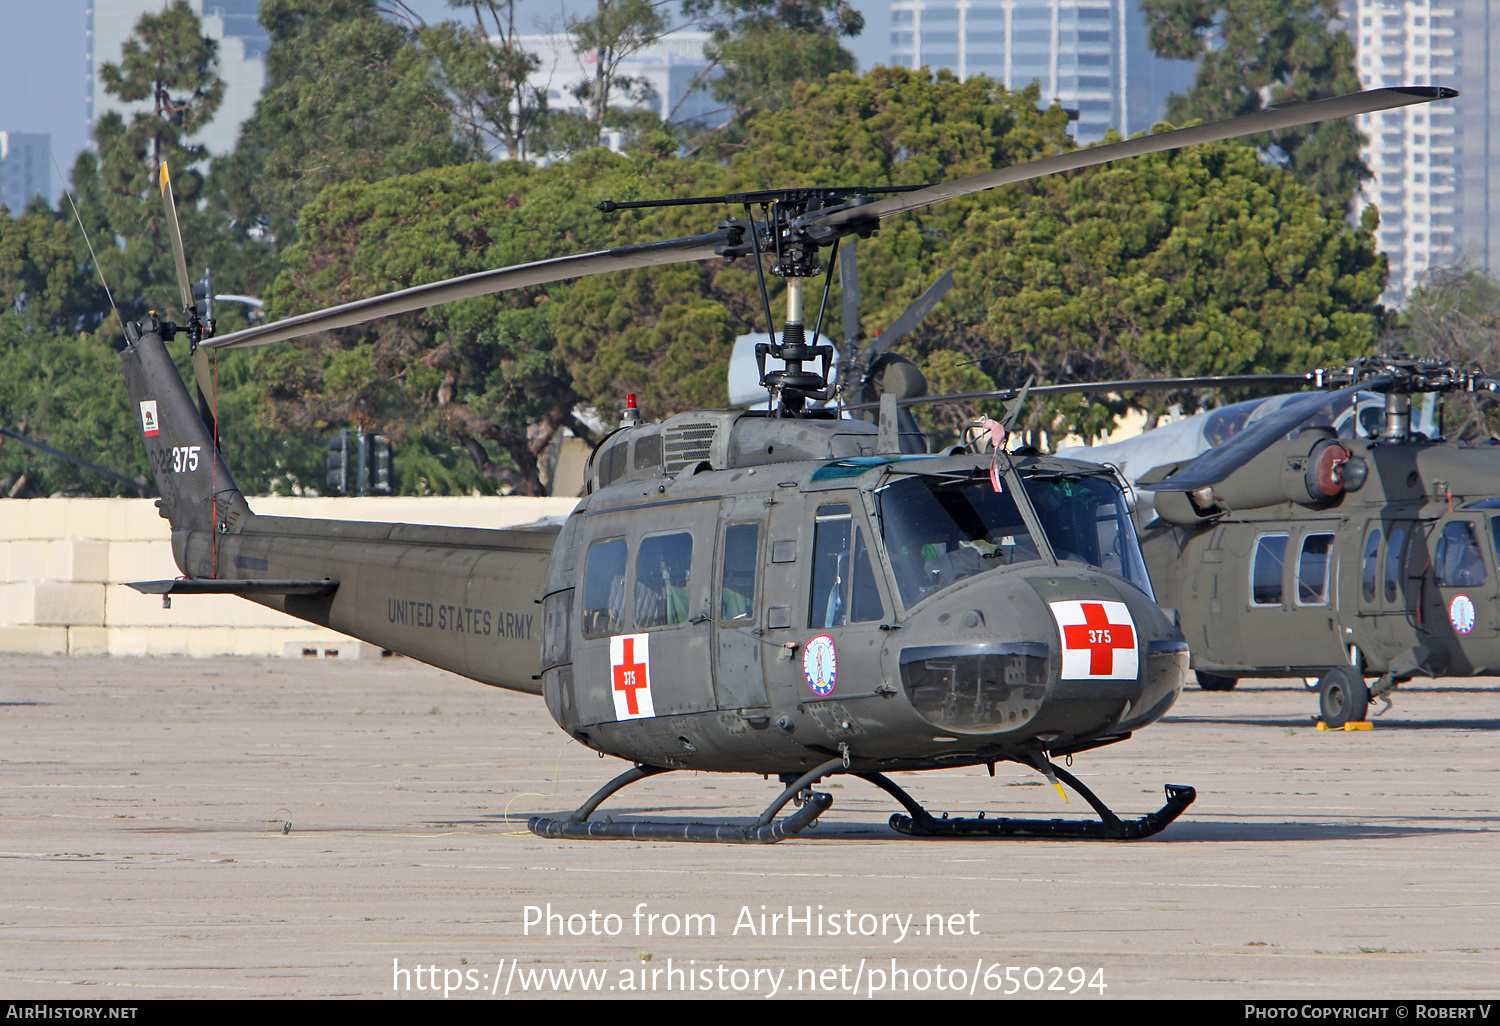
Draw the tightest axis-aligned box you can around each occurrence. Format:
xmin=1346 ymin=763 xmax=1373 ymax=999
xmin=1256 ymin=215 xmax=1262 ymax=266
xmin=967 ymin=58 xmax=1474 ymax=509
xmin=1048 ymin=599 xmax=1139 ymax=680
xmin=610 ymin=633 xmax=655 ymax=720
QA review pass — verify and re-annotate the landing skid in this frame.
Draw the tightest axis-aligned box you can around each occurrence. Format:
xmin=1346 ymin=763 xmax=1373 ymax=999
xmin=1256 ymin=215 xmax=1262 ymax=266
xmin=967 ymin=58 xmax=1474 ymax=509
xmin=527 ymin=759 xmax=1195 ymax=844
xmin=528 ymin=759 xmax=842 ymax=844
xmin=873 ymin=765 xmax=1195 ymax=840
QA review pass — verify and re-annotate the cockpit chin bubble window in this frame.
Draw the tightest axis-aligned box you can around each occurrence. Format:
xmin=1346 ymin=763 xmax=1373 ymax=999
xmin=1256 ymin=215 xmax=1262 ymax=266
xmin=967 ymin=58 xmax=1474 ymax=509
xmin=878 ymin=474 xmax=1153 ymax=609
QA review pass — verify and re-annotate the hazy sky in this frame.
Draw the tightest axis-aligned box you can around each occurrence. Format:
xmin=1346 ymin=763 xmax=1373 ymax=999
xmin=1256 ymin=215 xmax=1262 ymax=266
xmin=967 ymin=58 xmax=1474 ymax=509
xmin=0 ymin=0 xmax=889 ymax=205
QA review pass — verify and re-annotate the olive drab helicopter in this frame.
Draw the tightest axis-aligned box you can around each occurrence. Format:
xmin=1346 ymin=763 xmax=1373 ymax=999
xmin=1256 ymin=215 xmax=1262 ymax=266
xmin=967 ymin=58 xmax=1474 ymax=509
xmin=117 ymin=86 xmax=1451 ymax=843
xmin=1059 ymin=355 xmax=1500 ymax=730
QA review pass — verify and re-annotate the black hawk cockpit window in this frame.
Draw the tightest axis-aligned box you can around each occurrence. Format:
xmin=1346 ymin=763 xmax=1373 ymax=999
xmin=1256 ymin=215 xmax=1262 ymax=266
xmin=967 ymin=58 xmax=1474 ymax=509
xmin=1436 ymin=521 xmax=1488 ymax=588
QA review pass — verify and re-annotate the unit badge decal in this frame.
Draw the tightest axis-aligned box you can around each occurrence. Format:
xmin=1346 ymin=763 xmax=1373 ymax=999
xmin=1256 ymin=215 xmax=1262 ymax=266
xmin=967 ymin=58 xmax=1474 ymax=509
xmin=610 ymin=633 xmax=655 ymax=720
xmin=139 ymin=400 xmax=160 ymax=438
xmin=803 ymin=634 xmax=837 ymax=696
xmin=1450 ymin=594 xmax=1476 ymax=635
xmin=1049 ymin=599 xmax=1139 ymax=680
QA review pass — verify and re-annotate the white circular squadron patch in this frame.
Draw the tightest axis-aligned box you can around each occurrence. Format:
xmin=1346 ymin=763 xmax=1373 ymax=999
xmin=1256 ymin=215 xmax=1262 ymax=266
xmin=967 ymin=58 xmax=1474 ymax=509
xmin=1449 ymin=594 xmax=1477 ymax=635
xmin=803 ymin=634 xmax=837 ymax=696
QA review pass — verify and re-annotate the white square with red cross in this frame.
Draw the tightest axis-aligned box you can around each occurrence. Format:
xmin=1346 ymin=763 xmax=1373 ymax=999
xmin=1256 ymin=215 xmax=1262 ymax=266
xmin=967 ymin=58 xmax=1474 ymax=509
xmin=1048 ymin=599 xmax=1139 ymax=680
xmin=610 ymin=633 xmax=655 ymax=720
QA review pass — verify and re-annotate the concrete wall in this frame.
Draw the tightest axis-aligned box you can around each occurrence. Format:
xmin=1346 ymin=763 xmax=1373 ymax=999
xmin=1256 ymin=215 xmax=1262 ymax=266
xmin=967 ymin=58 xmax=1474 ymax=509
xmin=0 ymin=496 xmax=578 ymax=658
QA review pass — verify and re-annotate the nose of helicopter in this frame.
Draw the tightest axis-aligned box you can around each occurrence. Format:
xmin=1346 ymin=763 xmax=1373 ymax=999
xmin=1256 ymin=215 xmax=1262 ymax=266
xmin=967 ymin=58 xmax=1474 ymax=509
xmin=891 ymin=570 xmax=1188 ymax=749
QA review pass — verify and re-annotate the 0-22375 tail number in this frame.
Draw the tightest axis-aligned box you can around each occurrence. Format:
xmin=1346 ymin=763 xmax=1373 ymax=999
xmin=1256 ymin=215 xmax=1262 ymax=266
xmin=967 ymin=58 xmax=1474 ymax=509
xmin=150 ymin=445 xmax=202 ymax=474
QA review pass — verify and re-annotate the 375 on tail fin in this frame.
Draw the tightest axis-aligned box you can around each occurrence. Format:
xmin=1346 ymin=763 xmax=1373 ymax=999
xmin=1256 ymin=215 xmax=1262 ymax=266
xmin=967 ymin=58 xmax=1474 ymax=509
xmin=120 ymin=315 xmax=250 ymax=557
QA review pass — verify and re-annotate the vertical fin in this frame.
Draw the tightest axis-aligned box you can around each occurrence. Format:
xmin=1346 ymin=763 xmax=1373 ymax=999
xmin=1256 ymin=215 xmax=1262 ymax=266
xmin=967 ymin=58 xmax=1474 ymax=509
xmin=120 ymin=317 xmax=250 ymax=549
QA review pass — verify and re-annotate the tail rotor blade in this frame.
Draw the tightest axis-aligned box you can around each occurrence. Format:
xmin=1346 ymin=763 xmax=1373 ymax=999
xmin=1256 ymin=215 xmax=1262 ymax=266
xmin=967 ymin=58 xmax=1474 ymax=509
xmin=158 ymin=162 xmax=197 ymax=319
xmin=839 ymin=242 xmax=862 ymax=347
xmin=159 ymin=161 xmax=218 ymax=428
xmin=191 ymin=346 xmax=217 ymax=439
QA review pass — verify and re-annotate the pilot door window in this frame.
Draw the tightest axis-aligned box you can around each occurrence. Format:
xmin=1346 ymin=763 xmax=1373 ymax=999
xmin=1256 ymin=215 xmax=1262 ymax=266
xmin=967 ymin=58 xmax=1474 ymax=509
xmin=1435 ymin=521 xmax=1488 ymax=588
xmin=582 ymin=538 xmax=628 ymax=638
xmin=720 ymin=523 xmax=759 ymax=622
xmin=809 ymin=504 xmax=884 ymax=629
xmin=1251 ymin=534 xmax=1288 ymax=606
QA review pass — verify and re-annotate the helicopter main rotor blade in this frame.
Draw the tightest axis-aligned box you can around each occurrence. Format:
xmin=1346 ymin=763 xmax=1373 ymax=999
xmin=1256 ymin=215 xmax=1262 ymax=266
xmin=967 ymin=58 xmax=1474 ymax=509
xmin=204 ymin=230 xmax=738 ymax=351
xmin=801 ymin=87 xmax=1457 ymax=237
xmin=869 ymin=269 xmax=954 ymax=359
xmin=1139 ymin=378 xmax=1395 ymax=494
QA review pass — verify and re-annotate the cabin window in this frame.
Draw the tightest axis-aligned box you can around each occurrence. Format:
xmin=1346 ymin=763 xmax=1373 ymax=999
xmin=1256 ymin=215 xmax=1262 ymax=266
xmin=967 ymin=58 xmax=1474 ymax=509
xmin=582 ymin=538 xmax=628 ymax=638
xmin=720 ymin=523 xmax=759 ymax=621
xmin=635 ymin=531 xmax=694 ymax=628
xmin=1361 ymin=527 xmax=1382 ymax=603
xmin=1296 ymin=533 xmax=1335 ymax=605
xmin=1251 ymin=534 xmax=1288 ymax=606
xmin=1385 ymin=526 xmax=1407 ymax=603
xmin=1435 ymin=521 xmax=1487 ymax=588
xmin=809 ymin=504 xmax=885 ymax=628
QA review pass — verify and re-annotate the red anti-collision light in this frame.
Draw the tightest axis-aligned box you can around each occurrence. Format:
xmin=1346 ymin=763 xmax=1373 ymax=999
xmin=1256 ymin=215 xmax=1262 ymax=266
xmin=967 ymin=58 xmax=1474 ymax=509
xmin=626 ymin=394 xmax=637 ymax=409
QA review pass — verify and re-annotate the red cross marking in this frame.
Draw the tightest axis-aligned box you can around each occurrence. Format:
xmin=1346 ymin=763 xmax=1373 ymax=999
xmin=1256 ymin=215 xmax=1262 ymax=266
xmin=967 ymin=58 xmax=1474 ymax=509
xmin=1062 ymin=602 xmax=1136 ymax=676
xmin=613 ymin=637 xmax=649 ymax=715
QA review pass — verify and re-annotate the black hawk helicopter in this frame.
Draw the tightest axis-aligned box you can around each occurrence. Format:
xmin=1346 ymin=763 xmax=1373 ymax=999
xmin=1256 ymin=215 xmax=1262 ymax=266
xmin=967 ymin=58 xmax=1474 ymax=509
xmin=120 ymin=86 xmax=1450 ymax=843
xmin=1070 ymin=356 xmax=1500 ymax=730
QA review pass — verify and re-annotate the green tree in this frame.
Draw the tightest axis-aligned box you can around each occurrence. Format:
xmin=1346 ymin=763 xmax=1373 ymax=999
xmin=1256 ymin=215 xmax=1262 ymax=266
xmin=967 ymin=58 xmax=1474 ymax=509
xmin=0 ymin=314 xmax=147 ymax=498
xmin=0 ymin=202 xmax=108 ymax=333
xmin=1141 ymin=0 xmax=1367 ymax=211
xmin=950 ymin=134 xmax=1387 ymax=444
xmin=568 ymin=0 xmax=671 ymax=141
xmin=255 ymin=154 xmax=706 ymax=495
xmin=678 ymin=0 xmax=864 ymax=153
xmin=420 ymin=1 xmax=551 ymax=162
xmin=77 ymin=0 xmax=223 ymax=322
xmin=1382 ymin=267 xmax=1500 ymax=437
xmin=208 ymin=0 xmax=466 ymax=249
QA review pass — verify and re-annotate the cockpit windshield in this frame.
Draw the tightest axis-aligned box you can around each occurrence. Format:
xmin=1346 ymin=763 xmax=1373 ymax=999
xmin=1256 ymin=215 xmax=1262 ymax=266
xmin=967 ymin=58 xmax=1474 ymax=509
xmin=878 ymin=473 xmax=1154 ymax=608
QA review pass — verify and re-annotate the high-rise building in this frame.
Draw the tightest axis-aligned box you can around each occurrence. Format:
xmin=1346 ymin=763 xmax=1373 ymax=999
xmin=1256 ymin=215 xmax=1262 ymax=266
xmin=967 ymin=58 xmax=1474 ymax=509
xmin=0 ymin=131 xmax=53 ymax=212
xmin=1349 ymin=0 xmax=1459 ymax=296
xmin=1349 ymin=1 xmax=1498 ymax=298
xmin=887 ymin=0 xmax=1195 ymax=143
xmin=87 ymin=1 xmax=268 ymax=158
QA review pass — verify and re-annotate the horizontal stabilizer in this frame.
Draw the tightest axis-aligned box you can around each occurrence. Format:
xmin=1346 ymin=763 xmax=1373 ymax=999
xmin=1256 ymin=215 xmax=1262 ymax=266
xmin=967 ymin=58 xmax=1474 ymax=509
xmin=127 ymin=579 xmax=340 ymax=596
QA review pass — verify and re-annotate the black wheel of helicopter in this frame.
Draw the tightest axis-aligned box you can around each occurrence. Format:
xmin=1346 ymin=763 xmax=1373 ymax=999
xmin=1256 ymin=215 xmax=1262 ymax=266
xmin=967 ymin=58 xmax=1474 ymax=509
xmin=1195 ymin=672 xmax=1239 ymax=692
xmin=1317 ymin=665 xmax=1370 ymax=728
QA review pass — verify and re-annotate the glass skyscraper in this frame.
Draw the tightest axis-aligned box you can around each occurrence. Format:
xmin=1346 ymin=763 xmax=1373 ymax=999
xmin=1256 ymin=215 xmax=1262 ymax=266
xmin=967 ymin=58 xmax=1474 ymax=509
xmin=888 ymin=0 xmax=1195 ymax=143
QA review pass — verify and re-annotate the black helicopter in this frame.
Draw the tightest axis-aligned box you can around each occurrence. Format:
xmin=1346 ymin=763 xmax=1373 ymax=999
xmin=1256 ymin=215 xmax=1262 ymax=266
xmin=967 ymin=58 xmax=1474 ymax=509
xmin=120 ymin=86 xmax=1451 ymax=843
